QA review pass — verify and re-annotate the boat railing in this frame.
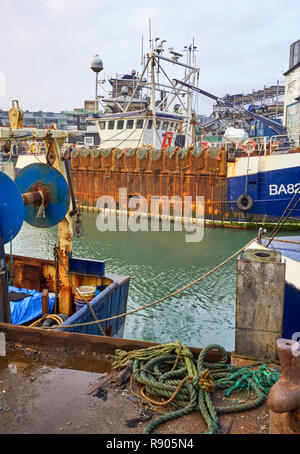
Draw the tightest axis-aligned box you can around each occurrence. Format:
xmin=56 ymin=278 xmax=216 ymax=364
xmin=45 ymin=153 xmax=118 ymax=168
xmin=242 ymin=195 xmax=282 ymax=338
xmin=222 ymin=133 xmax=300 ymax=157
xmin=270 ymin=131 xmax=300 ymax=152
xmin=222 ymin=136 xmax=267 ymax=156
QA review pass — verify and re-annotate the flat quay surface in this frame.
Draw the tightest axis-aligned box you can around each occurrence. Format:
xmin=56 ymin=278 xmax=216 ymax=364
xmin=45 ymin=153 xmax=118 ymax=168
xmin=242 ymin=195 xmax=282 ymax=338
xmin=0 ymin=343 xmax=271 ymax=434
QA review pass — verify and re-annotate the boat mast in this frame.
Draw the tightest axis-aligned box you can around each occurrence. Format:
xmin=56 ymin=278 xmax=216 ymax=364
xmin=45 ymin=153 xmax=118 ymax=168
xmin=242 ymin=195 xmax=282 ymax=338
xmin=151 ymin=53 xmax=157 ymax=148
xmin=123 ymin=57 xmax=150 ymax=112
xmin=186 ymin=44 xmax=195 ymax=145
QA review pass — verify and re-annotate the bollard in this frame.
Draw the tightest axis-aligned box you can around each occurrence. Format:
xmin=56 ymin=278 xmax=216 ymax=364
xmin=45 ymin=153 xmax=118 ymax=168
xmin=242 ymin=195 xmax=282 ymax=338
xmin=235 ymin=248 xmax=285 ymax=360
xmin=268 ymin=338 xmax=300 ymax=434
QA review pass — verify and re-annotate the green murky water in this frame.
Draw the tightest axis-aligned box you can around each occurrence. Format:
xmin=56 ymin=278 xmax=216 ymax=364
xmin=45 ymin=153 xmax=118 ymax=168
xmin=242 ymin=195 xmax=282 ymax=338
xmin=6 ymin=213 xmax=257 ymax=350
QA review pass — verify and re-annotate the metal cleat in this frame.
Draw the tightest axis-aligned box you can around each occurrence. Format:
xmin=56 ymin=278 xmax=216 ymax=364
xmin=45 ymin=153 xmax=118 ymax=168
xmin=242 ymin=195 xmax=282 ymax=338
xmin=268 ymin=338 xmax=300 ymax=433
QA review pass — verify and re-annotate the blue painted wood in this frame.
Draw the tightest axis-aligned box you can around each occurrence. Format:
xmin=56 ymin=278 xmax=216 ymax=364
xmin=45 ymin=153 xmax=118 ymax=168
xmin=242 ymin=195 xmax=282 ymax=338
xmin=282 ymin=283 xmax=300 ymax=339
xmin=68 ymin=255 xmax=105 ymax=277
xmin=261 ymin=236 xmax=300 ymax=340
xmin=58 ymin=275 xmax=130 ymax=337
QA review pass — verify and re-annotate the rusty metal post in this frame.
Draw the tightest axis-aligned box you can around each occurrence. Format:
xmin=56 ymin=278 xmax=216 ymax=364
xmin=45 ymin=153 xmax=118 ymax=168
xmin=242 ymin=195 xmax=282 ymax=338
xmin=235 ymin=248 xmax=286 ymax=360
xmin=268 ymin=338 xmax=300 ymax=434
xmin=57 ymin=217 xmax=73 ymax=315
xmin=42 ymin=289 xmax=49 ymax=316
xmin=46 ymin=136 xmax=73 ymax=315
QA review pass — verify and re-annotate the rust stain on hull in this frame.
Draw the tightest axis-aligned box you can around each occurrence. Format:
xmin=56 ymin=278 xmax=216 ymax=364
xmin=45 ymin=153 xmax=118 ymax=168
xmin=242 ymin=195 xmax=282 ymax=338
xmin=71 ymin=147 xmax=229 ymax=223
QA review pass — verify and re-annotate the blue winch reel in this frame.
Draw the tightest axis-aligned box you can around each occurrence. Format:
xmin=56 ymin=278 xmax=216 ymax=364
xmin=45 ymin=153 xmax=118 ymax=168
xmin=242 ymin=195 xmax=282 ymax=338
xmin=15 ymin=163 xmax=70 ymax=228
xmin=0 ymin=163 xmax=70 ymax=243
xmin=0 ymin=172 xmax=24 ymax=244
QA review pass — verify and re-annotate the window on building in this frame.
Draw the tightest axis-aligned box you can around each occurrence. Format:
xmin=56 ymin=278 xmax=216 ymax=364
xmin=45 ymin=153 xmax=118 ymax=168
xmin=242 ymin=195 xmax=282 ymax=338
xmin=108 ymin=120 xmax=115 ymax=130
xmin=99 ymin=121 xmax=106 ymax=130
xmin=293 ymin=41 xmax=300 ymax=67
xmin=117 ymin=120 xmax=124 ymax=129
xmin=127 ymin=119 xmax=134 ymax=129
xmin=136 ymin=119 xmax=144 ymax=129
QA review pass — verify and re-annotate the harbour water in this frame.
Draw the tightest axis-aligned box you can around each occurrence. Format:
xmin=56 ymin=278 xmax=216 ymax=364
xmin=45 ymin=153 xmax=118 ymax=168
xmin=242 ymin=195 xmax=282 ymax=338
xmin=7 ymin=213 xmax=259 ymax=350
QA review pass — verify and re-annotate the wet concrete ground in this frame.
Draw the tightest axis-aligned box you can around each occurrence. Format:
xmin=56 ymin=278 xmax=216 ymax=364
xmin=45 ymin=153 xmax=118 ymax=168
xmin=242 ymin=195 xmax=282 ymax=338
xmin=0 ymin=342 xmax=271 ymax=435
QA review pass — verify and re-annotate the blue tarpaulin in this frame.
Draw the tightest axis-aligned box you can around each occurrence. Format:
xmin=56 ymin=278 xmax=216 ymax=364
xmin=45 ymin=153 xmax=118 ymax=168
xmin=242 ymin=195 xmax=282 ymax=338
xmin=9 ymin=286 xmax=55 ymax=325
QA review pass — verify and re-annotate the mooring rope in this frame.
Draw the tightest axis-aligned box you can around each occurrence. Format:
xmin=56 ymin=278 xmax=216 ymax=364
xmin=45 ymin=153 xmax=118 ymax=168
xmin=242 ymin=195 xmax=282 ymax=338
xmin=43 ymin=237 xmax=257 ymax=331
xmin=264 ymin=237 xmax=300 ymax=245
xmin=113 ymin=342 xmax=280 ymax=434
xmin=266 ymin=186 xmax=300 ymax=247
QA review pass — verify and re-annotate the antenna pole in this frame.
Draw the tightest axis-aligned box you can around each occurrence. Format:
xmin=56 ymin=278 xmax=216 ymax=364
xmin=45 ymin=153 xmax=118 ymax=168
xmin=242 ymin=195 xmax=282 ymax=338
xmin=149 ymin=18 xmax=152 ymax=51
xmin=141 ymin=35 xmax=144 ymax=70
xmin=151 ymin=54 xmax=157 ymax=148
xmin=95 ymin=72 xmax=99 ymax=113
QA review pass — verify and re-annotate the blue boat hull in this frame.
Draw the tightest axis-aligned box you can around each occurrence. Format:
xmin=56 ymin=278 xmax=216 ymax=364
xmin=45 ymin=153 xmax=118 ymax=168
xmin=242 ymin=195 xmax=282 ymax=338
xmin=283 ymin=283 xmax=300 ymax=340
xmin=59 ymin=273 xmax=130 ymax=337
xmin=227 ymin=156 xmax=300 ymax=223
xmin=261 ymin=237 xmax=300 ymax=340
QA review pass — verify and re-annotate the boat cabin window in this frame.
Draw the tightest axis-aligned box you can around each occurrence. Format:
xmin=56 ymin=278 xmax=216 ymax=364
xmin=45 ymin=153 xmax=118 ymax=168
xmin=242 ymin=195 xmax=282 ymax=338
xmin=147 ymin=120 xmax=153 ymax=129
xmin=99 ymin=121 xmax=106 ymax=130
xmin=156 ymin=121 xmax=160 ymax=129
xmin=174 ymin=123 xmax=178 ymax=131
xmin=117 ymin=120 xmax=124 ymax=130
xmin=126 ymin=119 xmax=134 ymax=129
xmin=108 ymin=120 xmax=115 ymax=130
xmin=84 ymin=136 xmax=94 ymax=146
xmin=136 ymin=119 xmax=144 ymax=129
xmin=170 ymin=122 xmax=174 ymax=130
xmin=162 ymin=122 xmax=168 ymax=130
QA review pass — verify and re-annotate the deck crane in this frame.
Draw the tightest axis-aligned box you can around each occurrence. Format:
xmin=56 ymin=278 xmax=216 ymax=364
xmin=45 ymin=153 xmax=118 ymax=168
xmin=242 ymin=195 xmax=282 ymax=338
xmin=173 ymin=79 xmax=286 ymax=136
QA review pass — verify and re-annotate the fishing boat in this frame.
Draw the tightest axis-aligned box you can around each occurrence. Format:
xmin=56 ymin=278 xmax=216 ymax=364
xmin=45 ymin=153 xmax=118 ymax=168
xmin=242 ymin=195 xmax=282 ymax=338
xmin=0 ymin=112 xmax=130 ymax=338
xmin=67 ymin=38 xmax=300 ymax=228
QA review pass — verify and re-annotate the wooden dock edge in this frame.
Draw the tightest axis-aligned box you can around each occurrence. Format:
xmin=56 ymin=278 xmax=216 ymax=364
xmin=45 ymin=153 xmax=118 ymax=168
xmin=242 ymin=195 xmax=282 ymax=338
xmin=0 ymin=322 xmax=231 ymax=363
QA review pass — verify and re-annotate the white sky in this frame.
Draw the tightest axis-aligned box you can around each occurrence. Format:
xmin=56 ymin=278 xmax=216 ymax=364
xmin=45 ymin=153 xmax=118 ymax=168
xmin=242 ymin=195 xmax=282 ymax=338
xmin=0 ymin=0 xmax=299 ymax=115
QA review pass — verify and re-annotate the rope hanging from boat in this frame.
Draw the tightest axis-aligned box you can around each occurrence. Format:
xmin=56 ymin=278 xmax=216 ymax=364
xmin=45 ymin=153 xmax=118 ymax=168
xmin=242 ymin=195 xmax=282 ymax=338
xmin=53 ymin=245 xmax=106 ymax=336
xmin=45 ymin=237 xmax=257 ymax=331
xmin=29 ymin=314 xmax=65 ymax=327
xmin=112 ymin=342 xmax=280 ymax=434
xmin=266 ymin=186 xmax=300 ymax=247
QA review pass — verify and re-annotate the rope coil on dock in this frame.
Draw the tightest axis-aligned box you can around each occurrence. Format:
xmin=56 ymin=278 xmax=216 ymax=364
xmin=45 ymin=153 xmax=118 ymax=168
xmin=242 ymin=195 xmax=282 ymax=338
xmin=112 ymin=342 xmax=280 ymax=434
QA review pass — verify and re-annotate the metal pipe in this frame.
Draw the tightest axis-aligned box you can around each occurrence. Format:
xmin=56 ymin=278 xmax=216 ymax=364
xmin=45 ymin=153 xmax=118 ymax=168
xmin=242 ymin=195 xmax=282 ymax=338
xmin=151 ymin=54 xmax=157 ymax=148
xmin=63 ymin=150 xmax=77 ymax=217
xmin=22 ymin=185 xmax=50 ymax=207
xmin=22 ymin=191 xmax=43 ymax=206
xmin=154 ymin=53 xmax=199 ymax=71
xmin=95 ymin=72 xmax=99 ymax=113
xmin=124 ymin=55 xmax=151 ymax=113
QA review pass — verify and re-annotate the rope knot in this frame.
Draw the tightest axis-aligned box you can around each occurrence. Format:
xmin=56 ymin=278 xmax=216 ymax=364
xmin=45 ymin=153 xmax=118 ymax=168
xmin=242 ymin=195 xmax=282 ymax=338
xmin=175 ymin=342 xmax=194 ymax=359
xmin=197 ymin=369 xmax=215 ymax=393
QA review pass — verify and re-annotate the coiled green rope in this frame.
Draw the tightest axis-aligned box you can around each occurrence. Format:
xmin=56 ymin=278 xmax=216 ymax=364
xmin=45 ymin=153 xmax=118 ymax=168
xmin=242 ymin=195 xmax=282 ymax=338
xmin=113 ymin=342 xmax=280 ymax=434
